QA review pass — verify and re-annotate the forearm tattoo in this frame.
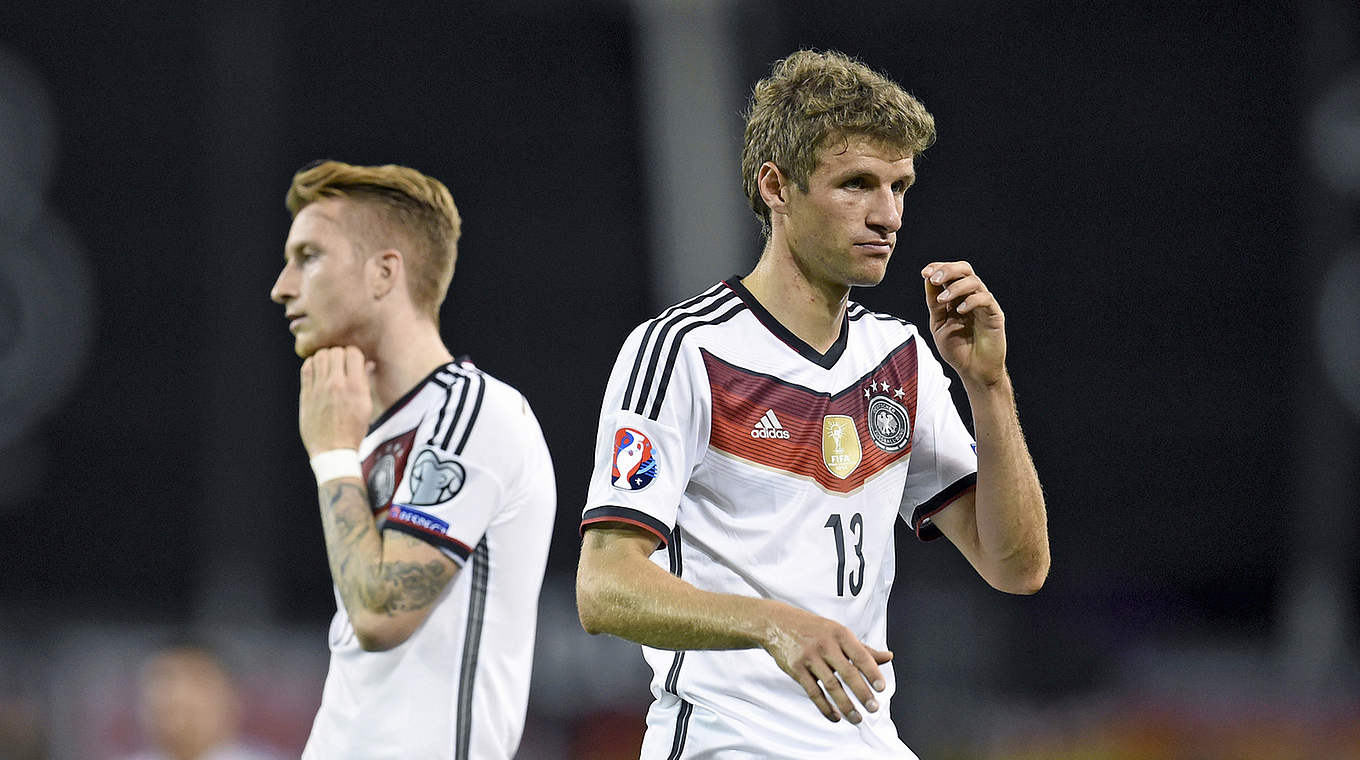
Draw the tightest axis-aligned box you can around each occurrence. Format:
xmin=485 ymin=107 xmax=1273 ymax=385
xmin=317 ymin=482 xmax=450 ymax=617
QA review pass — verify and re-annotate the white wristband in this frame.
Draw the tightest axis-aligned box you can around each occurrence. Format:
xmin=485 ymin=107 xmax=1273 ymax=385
xmin=310 ymin=448 xmax=362 ymax=485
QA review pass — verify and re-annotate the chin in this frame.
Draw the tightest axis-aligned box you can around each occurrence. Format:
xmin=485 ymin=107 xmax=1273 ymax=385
xmin=293 ymin=335 xmax=320 ymax=358
xmin=847 ymin=268 xmax=888 ymax=288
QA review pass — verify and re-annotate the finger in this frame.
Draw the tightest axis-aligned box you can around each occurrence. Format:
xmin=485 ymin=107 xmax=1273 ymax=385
xmin=933 ymin=274 xmax=986 ymax=305
xmin=312 ymin=346 xmax=332 ymax=381
xmin=847 ymin=643 xmax=891 ymax=696
xmin=870 ymin=646 xmax=894 ymax=665
xmin=344 ymin=346 xmax=365 ymax=382
xmin=955 ymin=291 xmax=997 ymax=316
xmin=923 ymin=276 xmax=949 ymax=324
xmin=792 ymin=670 xmax=840 ymax=723
xmin=922 ymin=260 xmax=975 ymax=283
xmin=808 ymin=660 xmax=860 ymax=724
xmin=829 ymin=649 xmax=880 ymax=713
xmin=300 ymin=356 xmax=313 ymax=390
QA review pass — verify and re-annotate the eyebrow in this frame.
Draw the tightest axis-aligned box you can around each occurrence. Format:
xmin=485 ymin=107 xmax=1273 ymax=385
xmin=284 ymin=239 xmax=320 ymax=260
xmin=836 ymin=168 xmax=917 ymax=187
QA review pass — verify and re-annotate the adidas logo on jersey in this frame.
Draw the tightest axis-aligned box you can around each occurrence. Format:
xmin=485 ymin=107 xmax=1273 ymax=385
xmin=750 ymin=409 xmax=791 ymax=439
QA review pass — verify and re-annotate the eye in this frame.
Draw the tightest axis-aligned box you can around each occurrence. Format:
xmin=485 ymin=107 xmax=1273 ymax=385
xmin=843 ymin=177 xmax=865 ymax=190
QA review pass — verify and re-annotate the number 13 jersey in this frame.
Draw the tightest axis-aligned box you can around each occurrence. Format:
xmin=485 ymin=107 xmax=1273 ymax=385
xmin=582 ymin=278 xmax=978 ymax=759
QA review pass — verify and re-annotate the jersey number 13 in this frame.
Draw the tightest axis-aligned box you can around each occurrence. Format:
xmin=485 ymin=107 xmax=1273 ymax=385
xmin=824 ymin=512 xmax=865 ymax=597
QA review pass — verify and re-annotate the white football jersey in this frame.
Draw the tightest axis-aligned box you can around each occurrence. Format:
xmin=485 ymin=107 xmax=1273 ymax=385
xmin=582 ymin=279 xmax=977 ymax=759
xmin=304 ymin=361 xmax=555 ymax=760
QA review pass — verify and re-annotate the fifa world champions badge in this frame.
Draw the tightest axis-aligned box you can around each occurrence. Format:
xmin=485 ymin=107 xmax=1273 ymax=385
xmin=611 ymin=427 xmax=659 ymax=491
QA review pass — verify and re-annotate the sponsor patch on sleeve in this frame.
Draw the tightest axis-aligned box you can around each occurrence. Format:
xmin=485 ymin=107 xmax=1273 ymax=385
xmin=611 ymin=427 xmax=659 ymax=491
xmin=388 ymin=504 xmax=450 ymax=535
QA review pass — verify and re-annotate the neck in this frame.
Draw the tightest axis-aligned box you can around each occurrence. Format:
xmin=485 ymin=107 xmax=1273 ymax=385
xmin=364 ymin=315 xmax=453 ymax=419
xmin=741 ymin=238 xmax=849 ymax=353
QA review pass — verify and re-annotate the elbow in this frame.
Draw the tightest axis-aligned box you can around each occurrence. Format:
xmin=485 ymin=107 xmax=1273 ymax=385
xmin=576 ymin=559 xmax=628 ymax=636
xmin=996 ymin=555 xmax=1049 ymax=596
xmin=1002 ymin=571 xmax=1046 ymax=596
xmin=352 ymin=614 xmax=415 ymax=652
xmin=575 ymin=574 xmax=609 ymax=636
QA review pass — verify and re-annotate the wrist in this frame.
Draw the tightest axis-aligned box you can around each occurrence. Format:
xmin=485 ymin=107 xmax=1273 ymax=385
xmin=962 ymin=369 xmax=1012 ymax=397
xmin=310 ymin=448 xmax=362 ymax=485
xmin=753 ymin=599 xmax=795 ymax=650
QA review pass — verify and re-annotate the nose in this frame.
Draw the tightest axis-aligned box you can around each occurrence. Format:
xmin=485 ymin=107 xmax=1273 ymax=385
xmin=270 ymin=263 xmax=294 ymax=304
xmin=866 ymin=187 xmax=903 ymax=236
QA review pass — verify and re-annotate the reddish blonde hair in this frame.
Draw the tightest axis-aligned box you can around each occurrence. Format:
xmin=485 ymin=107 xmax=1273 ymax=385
xmin=287 ymin=160 xmax=462 ymax=318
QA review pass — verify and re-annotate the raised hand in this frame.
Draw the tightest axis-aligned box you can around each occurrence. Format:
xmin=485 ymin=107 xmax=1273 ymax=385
xmin=762 ymin=604 xmax=892 ymax=724
xmin=921 ymin=260 xmax=1007 ymax=388
xmin=299 ymin=346 xmax=373 ymax=457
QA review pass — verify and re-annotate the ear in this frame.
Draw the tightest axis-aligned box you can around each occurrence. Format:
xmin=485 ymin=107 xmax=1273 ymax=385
xmin=757 ymin=161 xmax=792 ymax=218
xmin=369 ymin=249 xmax=402 ymax=300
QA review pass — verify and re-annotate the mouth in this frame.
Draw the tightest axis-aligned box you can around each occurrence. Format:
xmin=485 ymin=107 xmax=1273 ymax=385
xmin=286 ymin=314 xmax=306 ymax=332
xmin=854 ymin=241 xmax=893 ymax=255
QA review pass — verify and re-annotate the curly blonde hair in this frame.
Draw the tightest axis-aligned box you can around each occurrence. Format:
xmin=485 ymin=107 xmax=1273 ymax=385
xmin=287 ymin=160 xmax=462 ymax=319
xmin=741 ymin=50 xmax=936 ymax=237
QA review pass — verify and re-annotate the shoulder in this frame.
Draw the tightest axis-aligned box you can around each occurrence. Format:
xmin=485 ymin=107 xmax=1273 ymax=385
xmin=610 ymin=281 xmax=746 ymax=420
xmin=623 ymin=281 xmax=750 ymax=356
xmin=847 ymin=300 xmax=915 ymax=330
xmin=412 ymin=361 xmax=539 ymax=456
xmin=847 ymin=300 xmax=923 ymax=342
xmin=444 ymin=362 xmax=537 ymax=430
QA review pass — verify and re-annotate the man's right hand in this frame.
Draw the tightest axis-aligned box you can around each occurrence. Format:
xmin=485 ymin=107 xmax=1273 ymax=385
xmin=299 ymin=346 xmax=373 ymax=458
xmin=761 ymin=604 xmax=892 ymax=724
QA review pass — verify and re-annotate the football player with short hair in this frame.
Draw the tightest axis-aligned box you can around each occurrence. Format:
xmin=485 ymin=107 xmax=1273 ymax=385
xmin=271 ymin=160 xmax=555 ymax=760
xmin=577 ymin=50 xmax=1048 ymax=759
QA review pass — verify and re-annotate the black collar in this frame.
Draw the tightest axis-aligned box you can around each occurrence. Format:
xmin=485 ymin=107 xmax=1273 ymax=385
xmin=367 ymin=362 xmax=456 ymax=434
xmin=724 ymin=276 xmax=848 ymax=370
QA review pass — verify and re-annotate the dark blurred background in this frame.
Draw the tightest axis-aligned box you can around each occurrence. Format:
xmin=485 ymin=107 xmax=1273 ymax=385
xmin=1 ymin=1 xmax=1357 ymax=758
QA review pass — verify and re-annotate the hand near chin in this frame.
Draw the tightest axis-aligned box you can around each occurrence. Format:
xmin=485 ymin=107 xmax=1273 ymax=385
xmin=299 ymin=346 xmax=373 ymax=457
xmin=920 ymin=260 xmax=1007 ymax=388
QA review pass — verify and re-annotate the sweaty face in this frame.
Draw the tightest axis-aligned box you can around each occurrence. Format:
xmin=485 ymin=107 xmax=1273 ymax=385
xmin=780 ymin=135 xmax=915 ymax=291
xmin=270 ymin=199 xmax=373 ymax=357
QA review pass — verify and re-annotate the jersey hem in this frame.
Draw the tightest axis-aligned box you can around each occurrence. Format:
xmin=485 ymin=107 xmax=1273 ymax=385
xmin=911 ymin=472 xmax=978 ymax=541
xmin=382 ymin=518 xmax=475 ymax=561
xmin=581 ymin=506 xmax=672 ymax=548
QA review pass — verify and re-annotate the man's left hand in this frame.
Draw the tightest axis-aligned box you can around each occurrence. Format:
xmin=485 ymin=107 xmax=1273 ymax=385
xmin=299 ymin=346 xmax=373 ymax=457
xmin=921 ymin=261 xmax=1007 ymax=388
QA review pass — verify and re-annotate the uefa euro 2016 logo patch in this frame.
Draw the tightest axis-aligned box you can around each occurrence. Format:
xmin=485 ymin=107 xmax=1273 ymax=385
xmin=611 ymin=427 xmax=658 ymax=491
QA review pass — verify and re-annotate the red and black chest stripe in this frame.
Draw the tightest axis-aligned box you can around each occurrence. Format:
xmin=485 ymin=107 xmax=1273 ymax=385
xmin=703 ymin=337 xmax=920 ymax=494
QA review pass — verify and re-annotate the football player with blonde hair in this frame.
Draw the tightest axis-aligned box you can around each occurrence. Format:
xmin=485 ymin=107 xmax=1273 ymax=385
xmin=272 ymin=160 xmax=555 ymax=759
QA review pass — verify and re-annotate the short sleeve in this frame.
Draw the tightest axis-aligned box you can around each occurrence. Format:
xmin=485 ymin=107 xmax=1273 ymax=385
xmin=581 ymin=320 xmax=708 ymax=547
xmin=898 ymin=339 xmax=978 ymax=541
xmin=380 ymin=372 xmax=511 ymax=565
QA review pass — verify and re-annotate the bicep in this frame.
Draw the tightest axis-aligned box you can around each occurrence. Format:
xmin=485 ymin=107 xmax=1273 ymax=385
xmin=352 ymin=531 xmax=460 ymax=649
xmin=579 ymin=523 xmax=663 ymax=576
xmin=577 ymin=523 xmax=668 ymax=632
xmin=925 ymin=489 xmax=986 ymax=570
xmin=381 ymin=529 xmax=462 ymax=593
